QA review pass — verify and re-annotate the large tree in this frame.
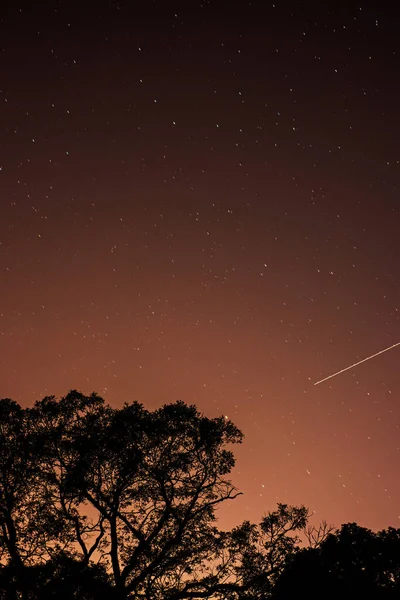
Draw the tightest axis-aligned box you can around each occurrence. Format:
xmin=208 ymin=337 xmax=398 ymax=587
xmin=1 ymin=391 xmax=246 ymax=599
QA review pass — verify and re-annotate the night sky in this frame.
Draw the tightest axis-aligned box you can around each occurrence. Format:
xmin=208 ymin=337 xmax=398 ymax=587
xmin=1 ymin=1 xmax=399 ymax=532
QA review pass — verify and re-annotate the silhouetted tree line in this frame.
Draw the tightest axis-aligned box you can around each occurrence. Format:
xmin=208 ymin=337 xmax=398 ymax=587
xmin=0 ymin=391 xmax=399 ymax=599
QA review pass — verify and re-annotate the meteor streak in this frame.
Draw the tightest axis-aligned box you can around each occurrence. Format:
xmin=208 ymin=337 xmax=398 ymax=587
xmin=314 ymin=341 xmax=400 ymax=386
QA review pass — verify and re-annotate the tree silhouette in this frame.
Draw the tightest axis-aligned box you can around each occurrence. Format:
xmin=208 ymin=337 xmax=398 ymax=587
xmin=1 ymin=391 xmax=246 ymax=599
xmin=0 ymin=398 xmax=63 ymax=600
xmin=0 ymin=553 xmax=113 ymax=599
xmin=271 ymin=522 xmax=400 ymax=599
xmin=220 ymin=503 xmax=328 ymax=599
xmin=1 ymin=390 xmax=399 ymax=599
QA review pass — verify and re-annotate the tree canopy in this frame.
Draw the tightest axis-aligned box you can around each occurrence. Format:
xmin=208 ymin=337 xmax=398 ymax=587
xmin=0 ymin=391 xmax=399 ymax=599
xmin=271 ymin=522 xmax=400 ymax=599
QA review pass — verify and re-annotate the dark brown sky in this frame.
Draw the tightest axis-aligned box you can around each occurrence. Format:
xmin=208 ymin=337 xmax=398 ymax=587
xmin=1 ymin=0 xmax=399 ymax=532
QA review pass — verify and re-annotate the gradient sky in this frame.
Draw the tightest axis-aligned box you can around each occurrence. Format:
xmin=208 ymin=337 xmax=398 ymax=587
xmin=1 ymin=1 xmax=399 ymax=533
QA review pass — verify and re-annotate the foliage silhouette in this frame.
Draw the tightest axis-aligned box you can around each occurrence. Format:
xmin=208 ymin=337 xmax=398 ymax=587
xmin=1 ymin=390 xmax=399 ymax=599
xmin=1 ymin=391 xmax=247 ymax=599
xmin=0 ymin=553 xmax=113 ymax=599
xmin=271 ymin=522 xmax=400 ymax=600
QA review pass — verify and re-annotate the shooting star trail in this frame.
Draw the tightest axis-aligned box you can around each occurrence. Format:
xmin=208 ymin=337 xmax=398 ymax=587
xmin=314 ymin=341 xmax=400 ymax=386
